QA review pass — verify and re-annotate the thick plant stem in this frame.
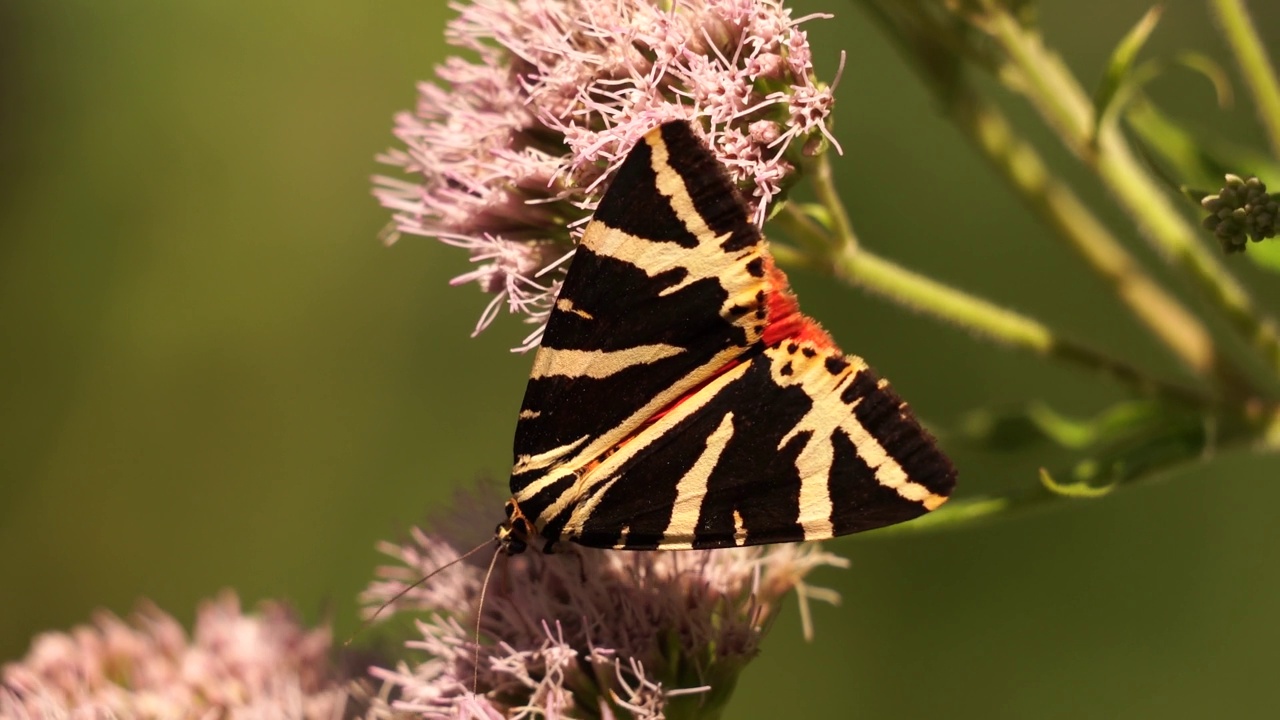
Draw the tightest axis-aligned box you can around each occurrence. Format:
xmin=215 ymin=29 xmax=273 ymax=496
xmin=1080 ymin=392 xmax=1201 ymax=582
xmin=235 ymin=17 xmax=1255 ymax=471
xmin=1209 ymin=0 xmax=1280 ymax=160
xmin=983 ymin=7 xmax=1280 ymax=385
xmin=835 ymin=246 xmax=1211 ymax=404
xmin=771 ymin=210 xmax=1209 ymax=407
xmin=930 ymin=64 xmax=1227 ymax=386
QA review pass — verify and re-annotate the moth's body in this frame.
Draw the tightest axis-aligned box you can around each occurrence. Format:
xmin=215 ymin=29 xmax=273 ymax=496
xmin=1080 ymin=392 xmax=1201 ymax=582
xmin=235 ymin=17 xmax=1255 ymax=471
xmin=499 ymin=121 xmax=956 ymax=556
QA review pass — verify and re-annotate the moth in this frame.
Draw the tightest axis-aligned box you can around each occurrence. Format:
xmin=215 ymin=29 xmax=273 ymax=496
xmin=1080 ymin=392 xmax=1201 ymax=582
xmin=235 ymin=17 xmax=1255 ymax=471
xmin=497 ymin=121 xmax=956 ymax=555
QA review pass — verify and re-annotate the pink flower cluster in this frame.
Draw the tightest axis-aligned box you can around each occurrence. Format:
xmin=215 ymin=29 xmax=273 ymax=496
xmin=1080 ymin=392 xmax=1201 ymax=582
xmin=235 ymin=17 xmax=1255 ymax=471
xmin=1 ymin=592 xmax=347 ymax=720
xmin=1 ymin=489 xmax=847 ymax=719
xmin=358 ymin=488 xmax=847 ymax=719
xmin=373 ymin=0 xmax=839 ymax=347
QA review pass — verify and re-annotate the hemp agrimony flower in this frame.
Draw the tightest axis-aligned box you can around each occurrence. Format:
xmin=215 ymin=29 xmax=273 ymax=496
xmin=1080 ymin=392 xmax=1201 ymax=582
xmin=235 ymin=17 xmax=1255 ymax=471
xmin=359 ymin=488 xmax=848 ymax=719
xmin=373 ymin=0 xmax=839 ymax=348
xmin=1 ymin=592 xmax=349 ymax=720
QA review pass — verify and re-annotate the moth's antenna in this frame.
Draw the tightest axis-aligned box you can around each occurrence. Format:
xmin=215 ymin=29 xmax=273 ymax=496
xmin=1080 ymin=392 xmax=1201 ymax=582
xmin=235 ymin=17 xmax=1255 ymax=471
xmin=472 ymin=545 xmax=503 ymax=695
xmin=346 ymin=538 xmax=495 ymax=646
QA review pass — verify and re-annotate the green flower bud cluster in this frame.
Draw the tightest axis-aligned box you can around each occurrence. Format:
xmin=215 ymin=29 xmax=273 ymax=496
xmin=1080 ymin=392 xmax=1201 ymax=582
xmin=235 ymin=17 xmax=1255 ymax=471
xmin=1201 ymin=174 xmax=1277 ymax=253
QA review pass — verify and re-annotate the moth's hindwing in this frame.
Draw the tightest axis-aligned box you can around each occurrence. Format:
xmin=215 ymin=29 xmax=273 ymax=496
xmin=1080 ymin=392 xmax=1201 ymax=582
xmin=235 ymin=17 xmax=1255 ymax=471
xmin=557 ymin=340 xmax=954 ymax=550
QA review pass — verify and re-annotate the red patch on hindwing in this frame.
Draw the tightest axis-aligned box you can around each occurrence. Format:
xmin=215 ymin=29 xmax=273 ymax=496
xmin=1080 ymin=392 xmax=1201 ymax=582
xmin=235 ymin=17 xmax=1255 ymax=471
xmin=759 ymin=255 xmax=835 ymax=350
xmin=640 ymin=254 xmax=834 ymax=429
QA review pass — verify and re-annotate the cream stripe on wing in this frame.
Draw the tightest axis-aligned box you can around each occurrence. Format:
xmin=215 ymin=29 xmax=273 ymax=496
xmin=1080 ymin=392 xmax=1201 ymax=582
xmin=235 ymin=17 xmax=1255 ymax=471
xmin=529 ymin=344 xmax=685 ymax=380
xmin=582 ymin=223 xmax=750 ymax=298
xmin=512 ymin=435 xmax=590 ymax=475
xmin=660 ymin=412 xmax=736 ymax=549
xmin=554 ymin=298 xmax=593 ymax=320
xmin=841 ymin=401 xmax=948 ymax=510
xmin=646 ymin=131 xmax=721 ymax=243
xmin=561 ymin=359 xmax=754 ymax=535
xmin=771 ymin=345 xmax=947 ymax=515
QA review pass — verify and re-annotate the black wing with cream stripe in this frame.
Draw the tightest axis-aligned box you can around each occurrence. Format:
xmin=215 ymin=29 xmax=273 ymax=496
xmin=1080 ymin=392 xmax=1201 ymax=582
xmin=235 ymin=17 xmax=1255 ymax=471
xmin=552 ymin=340 xmax=954 ymax=549
xmin=507 ymin=120 xmax=956 ymax=551
xmin=511 ymin=123 xmax=771 ymax=502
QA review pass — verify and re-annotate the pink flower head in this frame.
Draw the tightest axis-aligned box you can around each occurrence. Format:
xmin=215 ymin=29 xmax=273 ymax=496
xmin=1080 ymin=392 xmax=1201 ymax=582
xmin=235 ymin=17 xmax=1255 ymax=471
xmin=1 ymin=592 xmax=349 ymax=719
xmin=359 ymin=487 xmax=848 ymax=719
xmin=373 ymin=0 xmax=840 ymax=348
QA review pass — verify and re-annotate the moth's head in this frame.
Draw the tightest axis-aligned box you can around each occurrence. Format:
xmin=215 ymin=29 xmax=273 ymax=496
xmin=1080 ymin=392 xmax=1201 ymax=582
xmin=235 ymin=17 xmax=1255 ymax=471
xmin=495 ymin=500 xmax=531 ymax=555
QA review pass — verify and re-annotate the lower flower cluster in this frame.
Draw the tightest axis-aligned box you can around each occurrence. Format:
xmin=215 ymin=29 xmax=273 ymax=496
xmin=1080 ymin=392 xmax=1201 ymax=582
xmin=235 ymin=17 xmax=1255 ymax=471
xmin=359 ymin=492 xmax=848 ymax=719
xmin=2 ymin=491 xmax=847 ymax=719
xmin=1 ymin=592 xmax=346 ymax=720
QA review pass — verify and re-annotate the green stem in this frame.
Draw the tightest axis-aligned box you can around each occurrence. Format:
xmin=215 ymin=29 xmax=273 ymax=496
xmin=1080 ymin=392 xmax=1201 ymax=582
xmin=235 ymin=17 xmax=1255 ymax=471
xmin=922 ymin=47 xmax=1227 ymax=386
xmin=1210 ymin=0 xmax=1280 ymax=160
xmin=983 ymin=6 xmax=1280 ymax=386
xmin=772 ymin=206 xmax=1210 ymax=407
xmin=811 ymin=153 xmax=857 ymax=254
xmin=878 ymin=412 xmax=1259 ymax=535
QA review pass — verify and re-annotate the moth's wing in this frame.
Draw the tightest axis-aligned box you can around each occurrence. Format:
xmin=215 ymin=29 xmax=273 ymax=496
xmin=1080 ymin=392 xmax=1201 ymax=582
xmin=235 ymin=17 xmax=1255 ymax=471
xmin=512 ymin=122 xmax=770 ymax=500
xmin=551 ymin=340 xmax=956 ymax=550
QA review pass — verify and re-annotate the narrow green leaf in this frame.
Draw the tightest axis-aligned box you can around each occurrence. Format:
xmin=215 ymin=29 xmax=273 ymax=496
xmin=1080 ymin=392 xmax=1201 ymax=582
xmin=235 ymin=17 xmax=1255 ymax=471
xmin=1127 ymin=100 xmax=1278 ymax=190
xmin=960 ymin=400 xmax=1170 ymax=451
xmin=1039 ymin=468 xmax=1116 ymax=498
xmin=1174 ymin=51 xmax=1235 ymax=108
xmin=1093 ymin=5 xmax=1164 ymax=140
xmin=871 ymin=496 xmax=1012 ymax=534
xmin=796 ymin=202 xmax=835 ymax=233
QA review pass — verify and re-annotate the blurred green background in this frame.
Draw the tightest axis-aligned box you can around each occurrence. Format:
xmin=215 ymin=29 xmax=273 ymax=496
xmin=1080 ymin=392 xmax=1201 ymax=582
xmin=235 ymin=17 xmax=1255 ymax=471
xmin=3 ymin=0 xmax=1278 ymax=717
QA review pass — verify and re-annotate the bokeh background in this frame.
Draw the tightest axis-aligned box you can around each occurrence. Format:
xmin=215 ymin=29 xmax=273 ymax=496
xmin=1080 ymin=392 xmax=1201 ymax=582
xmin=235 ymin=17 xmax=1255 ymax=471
xmin=3 ymin=1 xmax=1279 ymax=717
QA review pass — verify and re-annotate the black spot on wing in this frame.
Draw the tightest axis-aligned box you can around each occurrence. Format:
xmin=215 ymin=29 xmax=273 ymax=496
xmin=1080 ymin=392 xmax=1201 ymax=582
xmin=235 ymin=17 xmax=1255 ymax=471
xmin=828 ymin=427 xmax=928 ymax=535
xmin=824 ymin=355 xmax=850 ymax=375
xmin=842 ymin=367 xmax=956 ymax=498
xmin=655 ymin=122 xmax=760 ymax=253
xmin=591 ymin=136 xmax=699 ymax=248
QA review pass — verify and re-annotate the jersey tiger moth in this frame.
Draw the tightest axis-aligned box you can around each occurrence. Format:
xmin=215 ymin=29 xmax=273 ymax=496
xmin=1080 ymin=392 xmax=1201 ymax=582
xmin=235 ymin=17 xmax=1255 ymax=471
xmin=497 ymin=120 xmax=956 ymax=555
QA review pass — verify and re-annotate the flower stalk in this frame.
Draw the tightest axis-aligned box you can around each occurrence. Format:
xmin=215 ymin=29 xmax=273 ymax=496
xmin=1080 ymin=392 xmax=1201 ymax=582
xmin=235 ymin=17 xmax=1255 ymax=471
xmin=774 ymin=183 xmax=1212 ymax=408
xmin=975 ymin=2 xmax=1280 ymax=386
xmin=1209 ymin=0 xmax=1280 ymax=159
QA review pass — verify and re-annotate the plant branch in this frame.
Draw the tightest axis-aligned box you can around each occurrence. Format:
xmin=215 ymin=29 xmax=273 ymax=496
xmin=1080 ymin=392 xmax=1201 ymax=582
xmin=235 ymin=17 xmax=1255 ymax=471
xmin=772 ymin=206 xmax=1211 ymax=407
xmin=1209 ymin=0 xmax=1280 ymax=160
xmin=966 ymin=96 xmax=1233 ymax=385
xmin=900 ymin=34 xmax=1229 ymax=387
xmin=981 ymin=5 xmax=1280 ymax=387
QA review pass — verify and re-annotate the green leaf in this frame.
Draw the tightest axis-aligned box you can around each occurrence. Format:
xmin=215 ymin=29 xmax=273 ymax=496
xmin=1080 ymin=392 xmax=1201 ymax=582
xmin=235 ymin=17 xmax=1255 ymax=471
xmin=796 ymin=202 xmax=835 ymax=233
xmin=870 ymin=496 xmax=1012 ymax=534
xmin=1093 ymin=5 xmax=1164 ymax=140
xmin=1039 ymin=467 xmax=1116 ymax=498
xmin=959 ymin=400 xmax=1170 ymax=451
xmin=1127 ymin=101 xmax=1279 ymax=191
xmin=958 ymin=405 xmax=1054 ymax=450
xmin=1173 ymin=51 xmax=1234 ymax=109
